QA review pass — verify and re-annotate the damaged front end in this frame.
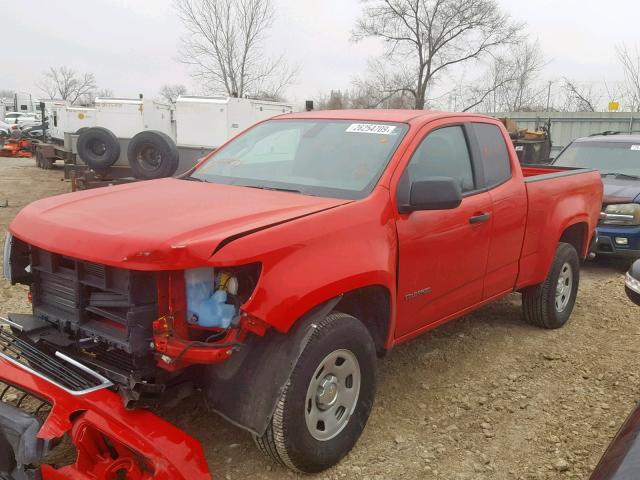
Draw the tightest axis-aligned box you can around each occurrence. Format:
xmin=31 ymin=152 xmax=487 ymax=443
xmin=0 ymin=230 xmax=276 ymax=478
xmin=0 ymin=327 xmax=211 ymax=480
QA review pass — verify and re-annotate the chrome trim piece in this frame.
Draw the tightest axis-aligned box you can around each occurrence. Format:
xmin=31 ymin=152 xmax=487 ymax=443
xmin=2 ymin=232 xmax=11 ymax=284
xmin=626 ymin=272 xmax=640 ymax=295
xmin=0 ymin=316 xmax=113 ymax=396
xmin=0 ymin=315 xmax=23 ymax=331
xmin=600 ymin=212 xmax=636 ymax=225
xmin=602 ymin=213 xmax=634 ymax=221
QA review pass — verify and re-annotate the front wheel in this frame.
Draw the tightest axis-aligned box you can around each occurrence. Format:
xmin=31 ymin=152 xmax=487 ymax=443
xmin=522 ymin=242 xmax=580 ymax=329
xmin=254 ymin=312 xmax=377 ymax=473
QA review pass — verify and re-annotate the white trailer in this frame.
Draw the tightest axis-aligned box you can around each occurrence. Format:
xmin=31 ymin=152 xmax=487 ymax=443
xmin=38 ymin=95 xmax=294 ymax=188
xmin=93 ymin=98 xmax=173 ymax=139
xmin=49 ymin=104 xmax=96 ymax=141
xmin=175 ymin=96 xmax=293 ymax=148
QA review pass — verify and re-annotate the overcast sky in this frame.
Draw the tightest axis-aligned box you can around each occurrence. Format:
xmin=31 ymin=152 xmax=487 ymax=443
xmin=2 ymin=0 xmax=639 ymax=107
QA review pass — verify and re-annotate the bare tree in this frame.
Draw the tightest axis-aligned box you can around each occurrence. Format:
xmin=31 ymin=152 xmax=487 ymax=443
xmin=174 ymin=0 xmax=297 ymax=99
xmin=159 ymin=84 xmax=188 ymax=103
xmin=351 ymin=58 xmax=416 ymax=108
xmin=0 ymin=89 xmax=14 ymax=99
xmin=447 ymin=40 xmax=545 ymax=113
xmin=561 ymin=78 xmax=602 ymax=112
xmin=498 ymin=41 xmax=546 ymax=111
xmin=617 ymin=43 xmax=640 ymax=111
xmin=353 ymin=0 xmax=523 ymax=109
xmin=456 ymin=56 xmax=516 ymax=112
xmin=96 ymin=88 xmax=114 ymax=98
xmin=318 ymin=90 xmax=347 ymax=110
xmin=36 ymin=66 xmax=97 ymax=105
xmin=79 ymin=88 xmax=114 ymax=106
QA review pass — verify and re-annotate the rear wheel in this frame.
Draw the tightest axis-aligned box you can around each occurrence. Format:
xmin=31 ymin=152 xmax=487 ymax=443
xmin=522 ymin=242 xmax=580 ymax=329
xmin=254 ymin=312 xmax=376 ymax=473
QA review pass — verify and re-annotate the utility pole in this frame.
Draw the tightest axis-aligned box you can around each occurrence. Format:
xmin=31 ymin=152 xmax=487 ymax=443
xmin=546 ymin=81 xmax=553 ymax=112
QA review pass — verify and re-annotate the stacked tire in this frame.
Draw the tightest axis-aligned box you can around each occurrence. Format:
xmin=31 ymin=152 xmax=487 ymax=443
xmin=126 ymin=131 xmax=179 ymax=180
xmin=76 ymin=128 xmax=179 ymax=179
xmin=76 ymin=127 xmax=121 ymax=172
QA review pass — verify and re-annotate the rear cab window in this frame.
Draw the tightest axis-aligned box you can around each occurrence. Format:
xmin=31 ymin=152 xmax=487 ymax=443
xmin=471 ymin=123 xmax=512 ymax=188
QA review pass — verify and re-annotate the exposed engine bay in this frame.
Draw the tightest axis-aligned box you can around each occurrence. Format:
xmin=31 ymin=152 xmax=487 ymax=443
xmin=2 ymin=233 xmax=261 ymax=407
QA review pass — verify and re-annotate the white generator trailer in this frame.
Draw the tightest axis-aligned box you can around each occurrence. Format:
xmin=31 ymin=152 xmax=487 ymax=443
xmin=73 ymin=96 xmax=292 ymax=178
xmin=49 ymin=103 xmax=96 ymax=141
xmin=175 ymin=95 xmax=294 ymax=148
xmin=39 ymin=95 xmax=293 ymax=189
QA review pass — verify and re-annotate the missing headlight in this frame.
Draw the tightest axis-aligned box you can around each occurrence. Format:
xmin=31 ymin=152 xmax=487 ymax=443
xmin=184 ymin=264 xmax=261 ymax=329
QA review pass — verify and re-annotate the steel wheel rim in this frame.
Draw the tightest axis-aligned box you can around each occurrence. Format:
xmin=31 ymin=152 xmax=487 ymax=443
xmin=555 ymin=262 xmax=573 ymax=312
xmin=89 ymin=139 xmax=107 ymax=156
xmin=304 ymin=348 xmax=361 ymax=441
xmin=137 ymin=143 xmax=162 ymax=171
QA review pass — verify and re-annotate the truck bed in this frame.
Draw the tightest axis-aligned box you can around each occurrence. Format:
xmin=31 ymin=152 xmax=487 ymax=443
xmin=521 ymin=164 xmax=595 ymax=181
xmin=517 ymin=165 xmax=602 ymax=289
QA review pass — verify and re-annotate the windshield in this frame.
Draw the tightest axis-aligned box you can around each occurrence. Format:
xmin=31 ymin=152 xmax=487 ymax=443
xmin=191 ymin=119 xmax=409 ymax=199
xmin=554 ymin=141 xmax=640 ymax=177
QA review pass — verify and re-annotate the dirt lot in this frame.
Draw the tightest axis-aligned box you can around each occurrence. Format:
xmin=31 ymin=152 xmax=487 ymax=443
xmin=1 ymin=158 xmax=638 ymax=480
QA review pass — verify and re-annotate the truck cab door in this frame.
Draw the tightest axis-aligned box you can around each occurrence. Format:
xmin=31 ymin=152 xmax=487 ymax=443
xmin=468 ymin=122 xmax=527 ymax=299
xmin=393 ymin=123 xmax=493 ymax=340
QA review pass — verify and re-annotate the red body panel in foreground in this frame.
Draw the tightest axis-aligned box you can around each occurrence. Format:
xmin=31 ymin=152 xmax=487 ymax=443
xmin=0 ymin=357 xmax=211 ymax=479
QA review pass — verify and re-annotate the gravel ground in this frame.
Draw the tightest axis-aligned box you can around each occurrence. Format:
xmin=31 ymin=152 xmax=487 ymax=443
xmin=0 ymin=158 xmax=638 ymax=480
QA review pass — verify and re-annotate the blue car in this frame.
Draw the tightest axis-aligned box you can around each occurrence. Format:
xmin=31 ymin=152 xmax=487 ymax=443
xmin=552 ymin=133 xmax=640 ymax=258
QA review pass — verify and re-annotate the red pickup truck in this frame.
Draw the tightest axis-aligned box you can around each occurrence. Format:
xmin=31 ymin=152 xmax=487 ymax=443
xmin=1 ymin=110 xmax=602 ymax=479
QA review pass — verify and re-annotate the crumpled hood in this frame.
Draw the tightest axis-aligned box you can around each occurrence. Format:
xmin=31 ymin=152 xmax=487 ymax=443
xmin=603 ymin=177 xmax=640 ymax=204
xmin=10 ymin=178 xmax=349 ymax=270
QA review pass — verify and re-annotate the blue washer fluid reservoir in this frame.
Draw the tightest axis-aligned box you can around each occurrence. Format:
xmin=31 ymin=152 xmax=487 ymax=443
xmin=185 ymin=267 xmax=236 ymax=328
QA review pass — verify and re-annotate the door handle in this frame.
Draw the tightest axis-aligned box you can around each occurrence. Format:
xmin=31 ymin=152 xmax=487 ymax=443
xmin=469 ymin=213 xmax=491 ymax=224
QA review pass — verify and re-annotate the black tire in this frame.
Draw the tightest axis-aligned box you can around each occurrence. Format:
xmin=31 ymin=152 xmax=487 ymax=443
xmin=254 ymin=312 xmax=377 ymax=473
xmin=522 ymin=242 xmax=580 ymax=329
xmin=127 ymin=130 xmax=179 ymax=180
xmin=75 ymin=127 xmax=90 ymax=136
xmin=77 ymin=127 xmax=120 ymax=171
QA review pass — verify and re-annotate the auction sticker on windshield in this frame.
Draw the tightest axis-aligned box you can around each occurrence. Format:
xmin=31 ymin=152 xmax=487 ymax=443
xmin=631 ymin=145 xmax=640 ymax=151
xmin=346 ymin=124 xmax=397 ymax=135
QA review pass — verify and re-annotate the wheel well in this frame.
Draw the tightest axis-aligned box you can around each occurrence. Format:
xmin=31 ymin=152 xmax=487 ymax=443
xmin=334 ymin=285 xmax=390 ymax=356
xmin=559 ymin=222 xmax=588 ymax=257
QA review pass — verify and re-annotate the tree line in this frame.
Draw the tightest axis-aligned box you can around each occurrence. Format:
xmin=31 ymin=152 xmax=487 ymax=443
xmin=11 ymin=0 xmax=640 ymax=112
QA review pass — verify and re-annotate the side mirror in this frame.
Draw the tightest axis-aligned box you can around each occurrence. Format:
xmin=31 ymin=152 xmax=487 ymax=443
xmin=399 ymin=177 xmax=462 ymax=213
xmin=625 ymin=259 xmax=640 ymax=306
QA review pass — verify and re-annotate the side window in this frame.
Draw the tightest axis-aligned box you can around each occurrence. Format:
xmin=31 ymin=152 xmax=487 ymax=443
xmin=473 ymin=123 xmax=511 ymax=187
xmin=406 ymin=125 xmax=475 ymax=192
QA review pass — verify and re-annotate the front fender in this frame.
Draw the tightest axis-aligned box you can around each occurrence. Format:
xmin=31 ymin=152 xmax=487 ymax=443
xmin=210 ymin=187 xmax=398 ymax=334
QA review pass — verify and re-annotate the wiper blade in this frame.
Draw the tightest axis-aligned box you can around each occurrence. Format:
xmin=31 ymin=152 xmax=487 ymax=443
xmin=182 ymin=175 xmax=208 ymax=182
xmin=243 ymin=185 xmax=303 ymax=194
xmin=601 ymin=172 xmax=640 ymax=180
